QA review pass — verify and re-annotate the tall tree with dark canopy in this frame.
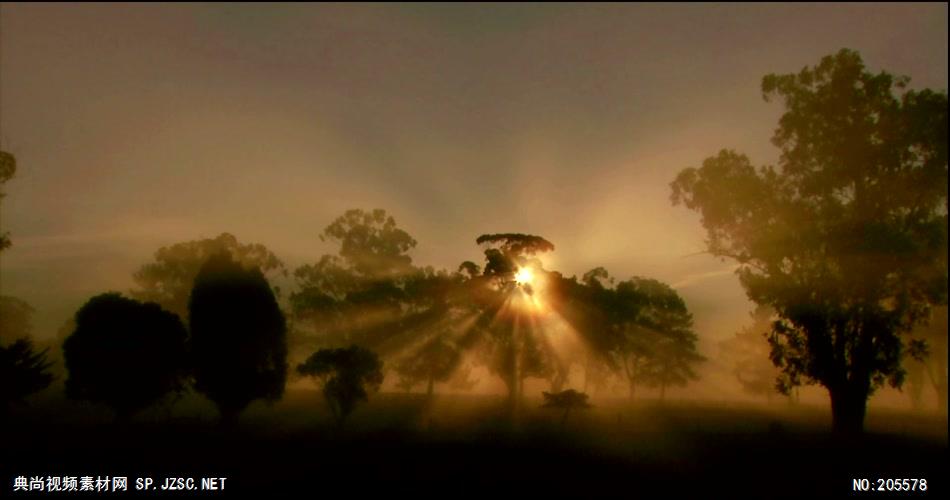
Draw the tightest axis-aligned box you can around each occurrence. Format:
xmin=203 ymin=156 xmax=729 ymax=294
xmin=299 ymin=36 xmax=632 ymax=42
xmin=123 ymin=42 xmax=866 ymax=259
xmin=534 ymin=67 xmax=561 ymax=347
xmin=297 ymin=345 xmax=383 ymax=428
xmin=62 ymin=293 xmax=188 ymax=420
xmin=1 ymin=150 xmax=18 ymax=252
xmin=132 ymin=233 xmax=286 ymax=321
xmin=671 ymin=49 xmax=948 ymax=433
xmin=189 ymin=252 xmax=288 ymax=423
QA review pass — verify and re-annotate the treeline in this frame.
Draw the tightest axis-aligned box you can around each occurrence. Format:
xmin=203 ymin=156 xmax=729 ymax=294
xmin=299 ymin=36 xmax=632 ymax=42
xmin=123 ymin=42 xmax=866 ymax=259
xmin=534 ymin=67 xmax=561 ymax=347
xmin=2 ymin=209 xmax=707 ymax=426
xmin=1 ymin=49 xmax=947 ymax=434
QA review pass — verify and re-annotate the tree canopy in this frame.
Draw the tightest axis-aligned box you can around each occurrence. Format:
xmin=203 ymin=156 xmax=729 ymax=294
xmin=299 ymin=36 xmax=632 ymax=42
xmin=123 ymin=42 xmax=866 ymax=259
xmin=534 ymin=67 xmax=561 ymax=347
xmin=291 ymin=209 xmax=420 ymax=349
xmin=132 ymin=233 xmax=285 ymax=320
xmin=297 ymin=345 xmax=384 ymax=427
xmin=1 ymin=150 xmax=17 ymax=252
xmin=189 ymin=252 xmax=288 ymax=423
xmin=0 ymin=338 xmax=54 ymax=412
xmin=671 ymin=48 xmax=947 ymax=433
xmin=62 ymin=293 xmax=188 ymax=419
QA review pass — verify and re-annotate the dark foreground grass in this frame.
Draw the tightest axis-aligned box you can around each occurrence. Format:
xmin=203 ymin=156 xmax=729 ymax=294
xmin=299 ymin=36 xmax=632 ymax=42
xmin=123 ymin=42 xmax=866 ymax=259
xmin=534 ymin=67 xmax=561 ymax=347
xmin=2 ymin=390 xmax=946 ymax=499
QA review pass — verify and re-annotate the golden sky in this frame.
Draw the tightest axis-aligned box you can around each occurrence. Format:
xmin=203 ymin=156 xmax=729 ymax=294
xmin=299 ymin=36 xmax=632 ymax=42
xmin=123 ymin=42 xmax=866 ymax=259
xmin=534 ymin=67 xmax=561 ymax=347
xmin=1 ymin=3 xmax=947 ymax=348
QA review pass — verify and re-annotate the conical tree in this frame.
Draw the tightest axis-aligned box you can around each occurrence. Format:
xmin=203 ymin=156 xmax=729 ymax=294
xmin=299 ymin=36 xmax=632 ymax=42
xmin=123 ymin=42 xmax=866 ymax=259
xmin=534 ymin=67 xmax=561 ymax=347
xmin=189 ymin=252 xmax=288 ymax=423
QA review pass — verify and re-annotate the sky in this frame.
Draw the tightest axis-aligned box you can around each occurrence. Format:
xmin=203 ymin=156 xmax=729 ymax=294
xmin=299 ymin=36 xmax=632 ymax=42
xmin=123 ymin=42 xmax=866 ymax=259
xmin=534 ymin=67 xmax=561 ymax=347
xmin=1 ymin=3 xmax=947 ymax=354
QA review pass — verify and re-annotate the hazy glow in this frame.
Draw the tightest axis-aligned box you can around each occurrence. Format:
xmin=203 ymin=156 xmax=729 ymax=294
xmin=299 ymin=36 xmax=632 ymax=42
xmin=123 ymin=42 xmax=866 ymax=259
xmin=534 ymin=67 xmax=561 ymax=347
xmin=0 ymin=4 xmax=945 ymax=408
xmin=514 ymin=268 xmax=534 ymax=286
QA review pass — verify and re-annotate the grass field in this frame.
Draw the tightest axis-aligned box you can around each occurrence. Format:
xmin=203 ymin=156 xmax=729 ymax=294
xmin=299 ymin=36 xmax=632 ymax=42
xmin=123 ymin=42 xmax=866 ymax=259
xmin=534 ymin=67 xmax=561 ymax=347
xmin=3 ymin=390 xmax=946 ymax=498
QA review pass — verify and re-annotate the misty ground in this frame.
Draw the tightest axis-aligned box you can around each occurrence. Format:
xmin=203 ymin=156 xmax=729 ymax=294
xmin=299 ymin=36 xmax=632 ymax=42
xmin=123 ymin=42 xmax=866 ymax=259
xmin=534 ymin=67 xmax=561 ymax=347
xmin=3 ymin=390 xmax=946 ymax=498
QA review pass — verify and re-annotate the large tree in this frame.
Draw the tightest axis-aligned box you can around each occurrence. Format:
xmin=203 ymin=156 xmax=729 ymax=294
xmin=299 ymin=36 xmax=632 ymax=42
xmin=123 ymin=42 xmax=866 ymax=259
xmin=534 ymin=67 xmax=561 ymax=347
xmin=62 ymin=293 xmax=188 ymax=420
xmin=290 ymin=208 xmax=471 ymax=396
xmin=132 ymin=233 xmax=285 ymax=320
xmin=1 ymin=150 xmax=17 ymax=252
xmin=291 ymin=209 xmax=419 ymax=351
xmin=552 ymin=269 xmax=703 ymax=401
xmin=469 ymin=233 xmax=557 ymax=407
xmin=189 ymin=252 xmax=288 ymax=423
xmin=671 ymin=49 xmax=947 ymax=433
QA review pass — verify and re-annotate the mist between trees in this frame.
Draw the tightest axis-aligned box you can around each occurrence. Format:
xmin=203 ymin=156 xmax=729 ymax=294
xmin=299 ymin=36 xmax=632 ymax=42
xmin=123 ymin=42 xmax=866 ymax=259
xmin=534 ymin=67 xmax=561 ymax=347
xmin=0 ymin=49 xmax=946 ymax=437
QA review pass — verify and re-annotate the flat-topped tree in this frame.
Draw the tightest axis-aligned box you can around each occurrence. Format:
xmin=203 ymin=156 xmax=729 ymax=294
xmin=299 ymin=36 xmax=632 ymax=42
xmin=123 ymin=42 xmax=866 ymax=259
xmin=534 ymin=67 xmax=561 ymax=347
xmin=671 ymin=49 xmax=947 ymax=434
xmin=476 ymin=233 xmax=555 ymax=283
xmin=471 ymin=233 xmax=556 ymax=409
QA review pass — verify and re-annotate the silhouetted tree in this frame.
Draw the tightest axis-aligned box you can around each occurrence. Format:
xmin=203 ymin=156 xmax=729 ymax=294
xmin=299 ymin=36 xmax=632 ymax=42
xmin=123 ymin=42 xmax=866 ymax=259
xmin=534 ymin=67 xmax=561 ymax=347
xmin=189 ymin=253 xmax=288 ymax=424
xmin=1 ymin=338 xmax=53 ymax=412
xmin=62 ymin=293 xmax=187 ymax=420
xmin=297 ymin=345 xmax=383 ymax=428
xmin=671 ymin=49 xmax=947 ymax=433
xmin=470 ymin=233 xmax=556 ymax=408
xmin=1 ymin=150 xmax=17 ymax=251
xmin=132 ymin=233 xmax=285 ymax=320
xmin=542 ymin=389 xmax=590 ymax=425
xmin=550 ymin=269 xmax=703 ymax=401
xmin=291 ymin=209 xmax=419 ymax=352
xmin=291 ymin=209 xmax=473 ymax=401
xmin=618 ymin=278 xmax=703 ymax=400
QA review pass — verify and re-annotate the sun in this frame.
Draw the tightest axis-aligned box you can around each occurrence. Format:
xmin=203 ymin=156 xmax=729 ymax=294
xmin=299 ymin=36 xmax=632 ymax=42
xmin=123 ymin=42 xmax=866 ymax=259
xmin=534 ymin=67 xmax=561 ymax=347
xmin=514 ymin=267 xmax=534 ymax=286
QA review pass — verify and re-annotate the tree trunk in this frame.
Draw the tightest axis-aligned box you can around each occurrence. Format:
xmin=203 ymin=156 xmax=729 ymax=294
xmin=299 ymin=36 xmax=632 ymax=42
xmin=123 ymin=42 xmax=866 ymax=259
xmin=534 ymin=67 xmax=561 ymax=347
xmin=426 ymin=376 xmax=434 ymax=398
xmin=659 ymin=382 xmax=666 ymax=402
xmin=560 ymin=407 xmax=570 ymax=426
xmin=829 ymin=383 xmax=868 ymax=435
xmin=628 ymin=382 xmax=635 ymax=400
